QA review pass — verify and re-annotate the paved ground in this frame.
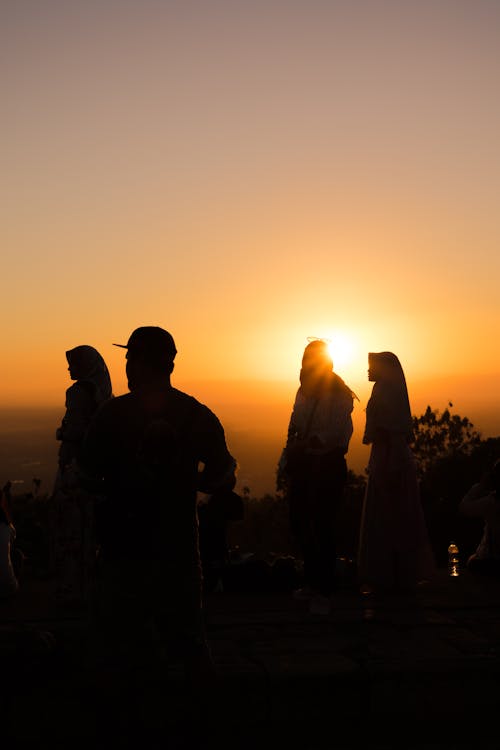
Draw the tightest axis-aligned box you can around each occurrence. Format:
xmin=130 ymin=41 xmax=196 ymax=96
xmin=2 ymin=568 xmax=500 ymax=748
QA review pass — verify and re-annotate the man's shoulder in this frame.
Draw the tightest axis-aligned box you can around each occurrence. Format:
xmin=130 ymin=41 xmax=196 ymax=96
xmin=92 ymin=388 xmax=221 ymax=431
xmin=89 ymin=392 xmax=132 ymax=424
xmin=171 ymin=388 xmax=220 ymax=424
xmin=170 ymin=387 xmax=201 ymax=405
xmin=96 ymin=392 xmax=131 ymax=411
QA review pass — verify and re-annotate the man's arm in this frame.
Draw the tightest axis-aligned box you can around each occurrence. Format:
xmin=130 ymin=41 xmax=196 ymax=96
xmin=196 ymin=408 xmax=237 ymax=495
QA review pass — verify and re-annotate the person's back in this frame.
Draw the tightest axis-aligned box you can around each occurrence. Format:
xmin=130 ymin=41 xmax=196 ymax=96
xmin=79 ymin=326 xmax=237 ymax=734
xmin=83 ymin=384 xmax=236 ymax=562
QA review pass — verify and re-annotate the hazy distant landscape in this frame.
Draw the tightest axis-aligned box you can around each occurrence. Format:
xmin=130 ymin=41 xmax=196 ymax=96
xmin=0 ymin=401 xmax=371 ymax=498
xmin=1 ymin=378 xmax=499 ymax=498
xmin=0 ymin=408 xmax=59 ymax=495
xmin=0 ymin=405 xmax=289 ymax=497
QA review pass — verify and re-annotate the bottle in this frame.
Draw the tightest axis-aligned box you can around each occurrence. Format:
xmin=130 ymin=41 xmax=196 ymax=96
xmin=448 ymin=542 xmax=460 ymax=577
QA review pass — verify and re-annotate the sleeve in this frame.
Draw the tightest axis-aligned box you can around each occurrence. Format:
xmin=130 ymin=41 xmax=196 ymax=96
xmin=285 ymin=390 xmax=302 ymax=447
xmin=195 ymin=408 xmax=238 ymax=495
xmin=363 ymin=392 xmax=378 ymax=445
xmin=286 ymin=407 xmax=298 ymax=446
xmin=334 ymin=390 xmax=354 ymax=449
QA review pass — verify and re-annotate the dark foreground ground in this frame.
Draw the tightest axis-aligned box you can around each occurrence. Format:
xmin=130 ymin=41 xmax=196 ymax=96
xmin=2 ymin=568 xmax=500 ymax=749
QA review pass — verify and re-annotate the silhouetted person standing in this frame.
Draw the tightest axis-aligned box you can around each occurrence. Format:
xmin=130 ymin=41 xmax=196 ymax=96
xmin=55 ymin=346 xmax=113 ymax=480
xmin=51 ymin=345 xmax=113 ymax=602
xmin=279 ymin=339 xmax=355 ymax=614
xmin=358 ymin=351 xmax=434 ymax=595
xmin=79 ymin=326 xmax=237 ymax=736
xmin=460 ymin=458 xmax=500 ymax=578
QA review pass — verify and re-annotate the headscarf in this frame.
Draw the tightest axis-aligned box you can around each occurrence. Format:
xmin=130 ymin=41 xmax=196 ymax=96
xmin=363 ymin=351 xmax=413 ymax=444
xmin=298 ymin=339 xmax=358 ymax=402
xmin=66 ymin=345 xmax=113 ymax=405
xmin=299 ymin=340 xmax=334 ymax=398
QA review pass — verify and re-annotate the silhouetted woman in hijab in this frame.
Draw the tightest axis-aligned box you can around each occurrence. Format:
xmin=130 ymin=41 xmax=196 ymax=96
xmin=55 ymin=346 xmax=113 ymax=477
xmin=51 ymin=345 xmax=113 ymax=602
xmin=357 ymin=352 xmax=434 ymax=595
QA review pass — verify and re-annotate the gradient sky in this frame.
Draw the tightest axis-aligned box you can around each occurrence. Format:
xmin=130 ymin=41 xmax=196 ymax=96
xmin=3 ymin=1 xmax=500 ymax=439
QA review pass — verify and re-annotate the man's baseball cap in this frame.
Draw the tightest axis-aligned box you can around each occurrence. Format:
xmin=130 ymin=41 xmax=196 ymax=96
xmin=113 ymin=326 xmax=177 ymax=361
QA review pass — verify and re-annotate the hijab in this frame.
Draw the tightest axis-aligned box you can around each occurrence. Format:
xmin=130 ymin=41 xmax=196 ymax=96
xmin=298 ymin=339 xmax=357 ymax=401
xmin=66 ymin=345 xmax=113 ymax=405
xmin=363 ymin=351 xmax=413 ymax=444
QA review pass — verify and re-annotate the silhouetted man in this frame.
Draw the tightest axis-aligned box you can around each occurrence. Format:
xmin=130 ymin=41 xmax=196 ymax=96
xmin=279 ymin=339 xmax=355 ymax=614
xmin=79 ymin=326 xmax=237 ymax=733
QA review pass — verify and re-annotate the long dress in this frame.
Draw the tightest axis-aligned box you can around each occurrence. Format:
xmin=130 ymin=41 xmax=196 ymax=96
xmin=357 ymin=352 xmax=435 ymax=593
xmin=358 ymin=432 xmax=435 ymax=592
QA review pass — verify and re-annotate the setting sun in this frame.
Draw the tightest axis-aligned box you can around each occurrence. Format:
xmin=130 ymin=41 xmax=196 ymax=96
xmin=327 ymin=333 xmax=357 ymax=369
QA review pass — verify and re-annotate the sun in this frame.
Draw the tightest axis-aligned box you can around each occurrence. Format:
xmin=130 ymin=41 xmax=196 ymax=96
xmin=326 ymin=333 xmax=356 ymax=369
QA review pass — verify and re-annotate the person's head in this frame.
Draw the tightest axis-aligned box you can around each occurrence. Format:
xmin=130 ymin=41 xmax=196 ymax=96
xmin=114 ymin=326 xmax=177 ymax=392
xmin=364 ymin=351 xmax=412 ymax=443
xmin=299 ymin=339 xmax=333 ymax=395
xmin=367 ymin=351 xmax=405 ymax=383
xmin=65 ymin=345 xmax=113 ymax=403
xmin=66 ymin=346 xmax=106 ymax=381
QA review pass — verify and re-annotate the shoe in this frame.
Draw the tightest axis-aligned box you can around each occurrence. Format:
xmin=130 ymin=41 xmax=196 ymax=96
xmin=292 ymin=586 xmax=316 ymax=601
xmin=308 ymin=594 xmax=332 ymax=615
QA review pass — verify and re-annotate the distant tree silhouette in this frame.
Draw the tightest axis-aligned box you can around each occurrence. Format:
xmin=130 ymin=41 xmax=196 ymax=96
xmin=411 ymin=403 xmax=482 ymax=477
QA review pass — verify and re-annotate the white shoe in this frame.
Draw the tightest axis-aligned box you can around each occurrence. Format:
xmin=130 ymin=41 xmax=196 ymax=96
xmin=308 ymin=594 xmax=332 ymax=615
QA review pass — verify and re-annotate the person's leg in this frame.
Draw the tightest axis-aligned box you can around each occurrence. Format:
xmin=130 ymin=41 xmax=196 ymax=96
xmin=154 ymin=560 xmax=213 ymax=666
xmin=154 ymin=560 xmax=219 ymax=741
xmin=310 ymin=454 xmax=347 ymax=596
xmin=85 ymin=558 xmax=157 ymax=738
xmin=288 ymin=474 xmax=315 ymax=591
xmin=198 ymin=504 xmax=228 ymax=592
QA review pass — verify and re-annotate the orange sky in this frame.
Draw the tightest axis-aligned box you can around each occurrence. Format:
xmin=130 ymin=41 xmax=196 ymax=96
xmin=2 ymin=1 xmax=500 ymax=446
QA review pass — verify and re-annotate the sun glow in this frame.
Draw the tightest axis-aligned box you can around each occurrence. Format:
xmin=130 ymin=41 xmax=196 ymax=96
xmin=327 ymin=333 xmax=357 ymax=369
